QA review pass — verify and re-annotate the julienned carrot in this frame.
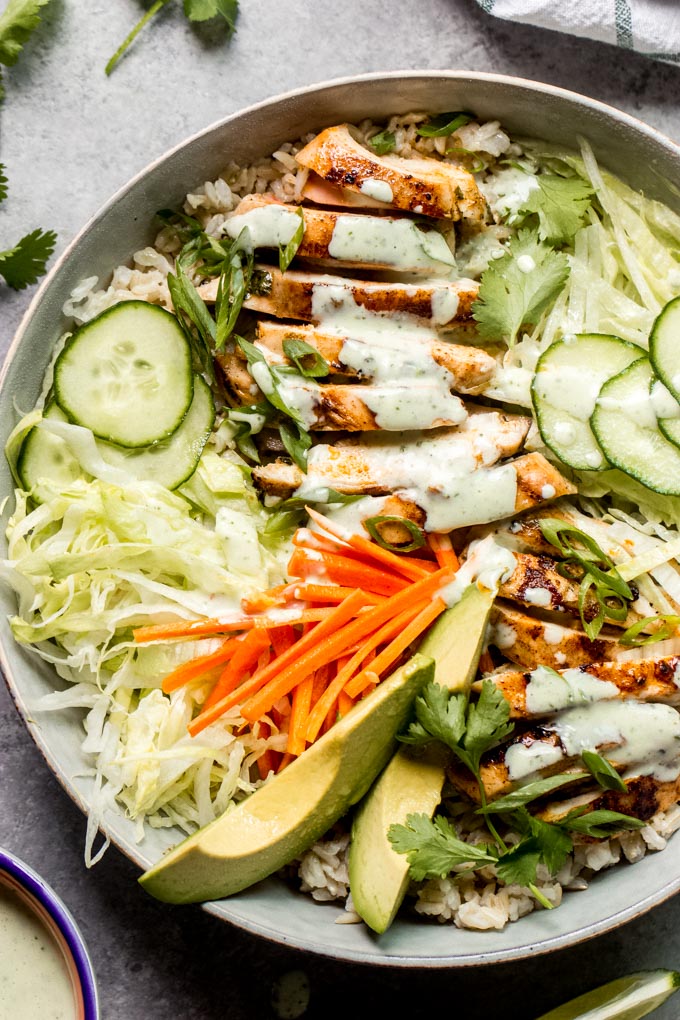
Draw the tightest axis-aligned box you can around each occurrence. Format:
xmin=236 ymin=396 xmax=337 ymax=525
xmin=288 ymin=548 xmax=408 ymax=597
xmin=427 ymin=533 xmax=460 ymax=571
xmin=292 ymin=529 xmax=344 ymax=554
xmin=338 ymin=690 xmax=354 ymax=717
xmin=161 ymin=637 xmax=242 ymax=694
xmin=287 ymin=674 xmax=314 ymax=756
xmin=277 ymin=752 xmax=295 ymax=773
xmin=255 ymin=721 xmax=278 ymax=779
xmin=270 ymin=625 xmax=297 ymax=657
xmin=242 ymin=567 xmax=452 ymax=726
xmin=345 ymin=597 xmax=447 ymax=698
xmin=133 ymin=607 xmax=335 ymax=644
xmin=290 ymin=583 xmax=384 ymax=605
xmin=203 ymin=628 xmax=271 ymax=711
xmin=187 ymin=590 xmax=367 ymax=736
xmin=305 ymin=506 xmax=429 ymax=582
xmin=304 ymin=601 xmax=426 ymax=742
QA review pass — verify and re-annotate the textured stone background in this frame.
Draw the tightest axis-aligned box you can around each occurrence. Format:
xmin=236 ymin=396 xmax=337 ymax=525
xmin=2 ymin=2 xmax=680 ymax=1017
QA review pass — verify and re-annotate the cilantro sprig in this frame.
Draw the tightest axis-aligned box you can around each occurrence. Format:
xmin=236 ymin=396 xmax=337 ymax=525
xmin=0 ymin=164 xmax=56 ymax=289
xmin=106 ymin=0 xmax=239 ymax=76
xmin=472 ymin=228 xmax=569 ymax=346
xmin=0 ymin=0 xmax=53 ymax=101
xmin=390 ymin=681 xmax=647 ymax=903
xmin=519 ymin=173 xmax=593 ymax=245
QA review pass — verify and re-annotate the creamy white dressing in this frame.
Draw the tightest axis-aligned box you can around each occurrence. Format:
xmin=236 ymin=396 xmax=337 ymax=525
xmin=523 ymin=587 xmax=552 ymax=608
xmin=250 ymin=360 xmax=318 ymax=429
xmin=479 ymin=166 xmax=540 ymax=221
xmin=542 ymin=622 xmax=564 ymax=646
xmin=505 ymin=740 xmax=564 ymax=780
xmin=224 ymin=204 xmax=301 ymax=249
xmin=551 ymin=700 xmax=680 ymax=782
xmin=0 ymin=881 xmax=76 ymax=1020
xmin=317 ymin=495 xmax=389 ymax=536
xmin=300 ymin=427 xmax=519 ymax=534
xmin=600 ymin=379 xmax=680 ymax=428
xmin=533 ymin=365 xmax=604 ymax=421
xmin=541 ymin=483 xmax=556 ymax=499
xmin=524 ymin=664 xmax=619 ymax=714
xmin=441 ymin=535 xmax=516 ymax=605
xmin=327 ymin=215 xmax=455 ymax=273
xmin=360 ymin=178 xmax=393 ymax=203
xmin=490 ymin=619 xmax=517 ymax=649
xmin=358 ymin=381 xmax=467 ymax=430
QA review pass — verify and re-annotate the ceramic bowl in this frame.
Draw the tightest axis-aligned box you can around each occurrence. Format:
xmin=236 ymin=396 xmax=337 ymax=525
xmin=2 ymin=71 xmax=680 ymax=967
xmin=0 ymin=848 xmax=99 ymax=1018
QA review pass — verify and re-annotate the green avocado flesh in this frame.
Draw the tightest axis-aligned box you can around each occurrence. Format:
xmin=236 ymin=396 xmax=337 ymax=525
xmin=348 ymin=585 xmax=494 ymax=934
xmin=140 ymin=652 xmax=435 ymax=904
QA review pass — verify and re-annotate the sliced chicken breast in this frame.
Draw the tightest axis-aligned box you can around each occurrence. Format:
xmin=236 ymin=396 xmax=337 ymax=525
xmin=538 ymin=773 xmax=680 ymax=826
xmin=487 ymin=601 xmax=622 ymax=671
xmin=480 ymin=654 xmax=680 ymax=719
xmin=295 ymin=124 xmax=486 ymax=221
xmin=199 ymin=266 xmax=478 ymax=330
xmin=224 ymin=194 xmax=457 ymax=275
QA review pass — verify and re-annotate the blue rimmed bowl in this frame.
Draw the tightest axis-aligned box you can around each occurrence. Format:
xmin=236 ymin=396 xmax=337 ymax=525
xmin=0 ymin=848 xmax=98 ymax=1019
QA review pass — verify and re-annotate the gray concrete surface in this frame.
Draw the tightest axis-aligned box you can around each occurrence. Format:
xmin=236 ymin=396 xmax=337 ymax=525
xmin=2 ymin=2 xmax=680 ymax=1018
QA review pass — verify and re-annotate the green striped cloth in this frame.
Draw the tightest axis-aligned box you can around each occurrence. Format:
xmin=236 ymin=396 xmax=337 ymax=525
xmin=475 ymin=1 xmax=680 ymax=62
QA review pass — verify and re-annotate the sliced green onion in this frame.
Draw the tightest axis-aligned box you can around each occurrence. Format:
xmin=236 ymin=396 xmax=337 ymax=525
xmin=278 ymin=207 xmax=304 ymax=273
xmin=363 ymin=516 xmax=425 ymax=552
xmin=279 ymin=420 xmax=311 ymax=471
xmin=417 ymin=111 xmax=475 ymax=138
xmin=582 ymin=751 xmax=627 ymax=793
xmin=620 ymin=614 xmax=680 ymax=646
xmin=282 ymin=338 xmax=330 ymax=378
xmin=445 ymin=146 xmax=488 ymax=173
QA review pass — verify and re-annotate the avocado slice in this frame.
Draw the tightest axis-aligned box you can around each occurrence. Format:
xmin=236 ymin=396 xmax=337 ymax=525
xmin=140 ymin=651 xmax=434 ymax=904
xmin=348 ymin=585 xmax=494 ymax=934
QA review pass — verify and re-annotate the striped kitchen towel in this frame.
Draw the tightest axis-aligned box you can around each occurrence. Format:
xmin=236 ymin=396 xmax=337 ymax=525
xmin=475 ymin=1 xmax=680 ymax=63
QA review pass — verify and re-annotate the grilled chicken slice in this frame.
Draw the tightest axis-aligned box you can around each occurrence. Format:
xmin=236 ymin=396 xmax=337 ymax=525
xmin=198 ymin=266 xmax=478 ymax=330
xmin=253 ymin=321 xmax=496 ymax=393
xmin=498 ymin=552 xmax=646 ymax=627
xmin=487 ymin=601 xmax=622 ymax=671
xmin=216 ymin=346 xmax=469 ymax=433
xmin=224 ymin=194 xmax=456 ymax=275
xmin=479 ymin=655 xmax=680 ymax=719
xmin=295 ymin=124 xmax=486 ymax=222
xmin=303 ymin=172 xmax=396 ymax=209
xmin=538 ymin=773 xmax=680 ymax=825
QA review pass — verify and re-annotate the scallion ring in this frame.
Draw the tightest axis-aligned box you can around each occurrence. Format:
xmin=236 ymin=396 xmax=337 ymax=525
xmin=363 ymin=516 xmax=425 ymax=553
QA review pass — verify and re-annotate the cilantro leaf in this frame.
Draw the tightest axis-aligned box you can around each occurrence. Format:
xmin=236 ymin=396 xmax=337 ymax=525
xmin=476 ymin=772 xmax=590 ymax=814
xmin=0 ymin=227 xmax=56 ymax=289
xmin=0 ymin=0 xmax=52 ymax=68
xmin=0 ymin=164 xmax=7 ymax=204
xmin=399 ymin=681 xmax=467 ymax=750
xmin=520 ymin=174 xmax=593 ymax=245
xmin=560 ymin=808 xmax=645 ymax=838
xmin=512 ymin=808 xmax=574 ymax=876
xmin=463 ymin=680 xmax=514 ymax=774
xmin=581 ymin=751 xmax=627 ymax=794
xmin=472 ymin=229 xmax=570 ymax=346
xmin=495 ymin=837 xmax=541 ymax=887
xmin=184 ymin=0 xmax=238 ymax=29
xmin=369 ymin=129 xmax=396 ymax=156
xmin=388 ymin=813 xmax=495 ymax=882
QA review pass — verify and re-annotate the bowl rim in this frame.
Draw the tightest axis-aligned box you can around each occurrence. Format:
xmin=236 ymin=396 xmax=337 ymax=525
xmin=3 ymin=69 xmax=680 ymax=968
xmin=0 ymin=847 xmax=99 ymax=1016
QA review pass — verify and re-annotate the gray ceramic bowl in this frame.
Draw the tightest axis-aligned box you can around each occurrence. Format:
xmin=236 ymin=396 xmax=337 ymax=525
xmin=3 ymin=71 xmax=680 ymax=967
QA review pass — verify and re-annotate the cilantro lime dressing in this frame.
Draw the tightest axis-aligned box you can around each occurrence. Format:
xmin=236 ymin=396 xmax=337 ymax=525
xmin=542 ymin=623 xmax=564 ymax=645
xmin=533 ymin=365 xmax=604 ymax=421
xmin=224 ymin=204 xmax=302 ymax=249
xmin=359 ymin=178 xmax=393 ymax=203
xmin=524 ymin=664 xmax=619 ymax=714
xmin=523 ymin=587 xmax=552 ymax=608
xmin=327 ymin=215 xmax=455 ymax=273
xmin=505 ymin=701 xmax=680 ymax=782
xmin=490 ymin=620 xmax=516 ymax=649
xmin=441 ymin=536 xmax=516 ymax=605
xmin=505 ymin=740 xmax=564 ymax=779
xmin=599 ymin=379 xmax=680 ymax=429
xmin=0 ymin=882 xmax=76 ymax=1020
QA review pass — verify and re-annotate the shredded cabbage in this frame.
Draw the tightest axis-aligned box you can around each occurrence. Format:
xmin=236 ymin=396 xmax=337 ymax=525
xmin=1 ymin=450 xmax=290 ymax=864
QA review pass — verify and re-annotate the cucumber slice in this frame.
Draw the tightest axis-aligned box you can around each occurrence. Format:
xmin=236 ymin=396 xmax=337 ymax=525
xmin=591 ymin=358 xmax=680 ymax=495
xmin=54 ymin=301 xmax=193 ymax=448
xmin=97 ymin=375 xmax=215 ymax=489
xmin=650 ymin=295 xmax=680 ymax=403
xmin=531 ymin=333 xmax=643 ymax=471
xmin=18 ymin=403 xmax=86 ymax=502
